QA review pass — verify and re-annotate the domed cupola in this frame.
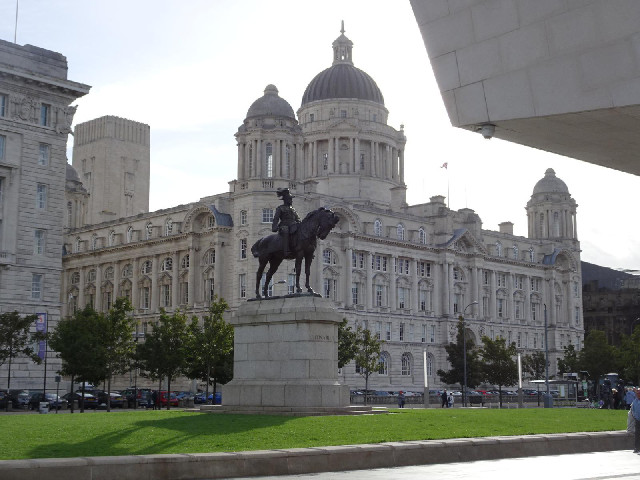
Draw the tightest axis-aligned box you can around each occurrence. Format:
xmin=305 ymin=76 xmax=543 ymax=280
xmin=301 ymin=22 xmax=384 ymax=106
xmin=527 ymin=168 xmax=578 ymax=241
xmin=246 ymin=84 xmax=296 ymax=120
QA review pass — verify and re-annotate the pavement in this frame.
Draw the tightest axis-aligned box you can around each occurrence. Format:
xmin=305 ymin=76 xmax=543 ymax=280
xmin=231 ymin=450 xmax=640 ymax=480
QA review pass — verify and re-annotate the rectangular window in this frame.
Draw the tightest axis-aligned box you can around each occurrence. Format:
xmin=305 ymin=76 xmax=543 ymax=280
xmin=419 ymin=290 xmax=427 ymax=311
xmin=531 ymin=302 xmax=539 ymax=321
xmin=351 ymin=251 xmax=364 ymax=269
xmin=0 ymin=135 xmax=5 ymax=160
xmin=239 ymin=273 xmax=246 ymax=298
xmin=372 ymin=255 xmax=387 ymax=272
xmin=262 ymin=208 xmax=274 ymax=223
xmin=161 ymin=285 xmax=171 ymax=307
xmin=38 ymin=144 xmax=50 ymax=166
xmin=40 ymin=104 xmax=50 ymax=126
xmin=430 ymin=325 xmax=436 ymax=343
xmin=497 ymin=273 xmax=506 ymax=288
xmin=482 ymin=296 xmax=489 ymax=317
xmin=386 ymin=322 xmax=391 ymax=341
xmin=240 ymin=238 xmax=247 ymax=259
xmin=104 ymin=291 xmax=113 ymax=311
xmin=375 ymin=284 xmax=384 ymax=306
xmin=517 ymin=332 xmax=521 ymax=348
xmin=514 ymin=276 xmax=523 ymax=290
xmin=181 ymin=282 xmax=189 ymax=304
xmin=34 ymin=229 xmax=45 ymax=255
xmin=376 ymin=321 xmax=382 ymax=340
xmin=531 ymin=277 xmax=541 ymax=291
xmin=421 ymin=325 xmax=426 ymax=343
xmin=0 ymin=177 xmax=3 ymax=204
xmin=0 ymin=94 xmax=6 ymax=117
xmin=31 ymin=274 xmax=43 ymax=300
xmin=206 ymin=278 xmax=214 ymax=302
xmin=351 ymin=283 xmax=359 ymax=305
xmin=398 ymin=287 xmax=409 ymax=309
xmin=497 ymin=298 xmax=504 ymax=318
xmin=36 ymin=183 xmax=47 ymax=209
xmin=141 ymin=287 xmax=150 ymax=309
xmin=453 ymin=293 xmax=461 ymax=314
xmin=240 ymin=210 xmax=247 ymax=225
xmin=483 ymin=270 xmax=490 ymax=285
xmin=287 ymin=274 xmax=295 ymax=295
xmin=419 ymin=261 xmax=431 ymax=277
xmin=515 ymin=301 xmax=523 ymax=319
xmin=575 ymin=307 xmax=580 ymax=325
xmin=399 ymin=323 xmax=405 ymax=341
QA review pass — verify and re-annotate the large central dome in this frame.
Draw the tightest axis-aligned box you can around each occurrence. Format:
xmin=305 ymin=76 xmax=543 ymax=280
xmin=301 ymin=24 xmax=384 ymax=106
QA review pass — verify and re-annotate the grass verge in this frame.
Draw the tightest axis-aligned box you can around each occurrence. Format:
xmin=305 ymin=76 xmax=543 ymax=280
xmin=0 ymin=408 xmax=626 ymax=460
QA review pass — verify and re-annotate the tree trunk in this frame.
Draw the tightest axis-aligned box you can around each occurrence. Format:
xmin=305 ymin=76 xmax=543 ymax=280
xmin=167 ymin=376 xmax=171 ymax=410
xmin=5 ymin=354 xmax=12 ymax=412
xmin=206 ymin=363 xmax=210 ymax=405
xmin=107 ymin=376 xmax=112 ymax=412
xmin=70 ymin=375 xmax=75 ymax=414
xmin=80 ymin=382 xmax=85 ymax=413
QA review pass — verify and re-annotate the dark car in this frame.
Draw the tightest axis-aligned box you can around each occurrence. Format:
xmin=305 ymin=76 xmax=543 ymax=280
xmin=28 ymin=392 xmax=68 ymax=410
xmin=62 ymin=392 xmax=99 ymax=409
xmin=93 ymin=390 xmax=126 ymax=408
xmin=120 ymin=388 xmax=152 ymax=408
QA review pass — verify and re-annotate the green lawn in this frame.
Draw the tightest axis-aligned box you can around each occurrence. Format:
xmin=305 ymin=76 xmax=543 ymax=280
xmin=0 ymin=408 xmax=626 ymax=460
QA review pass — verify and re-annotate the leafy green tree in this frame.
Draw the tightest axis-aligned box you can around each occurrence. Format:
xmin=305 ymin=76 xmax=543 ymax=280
xmin=97 ymin=298 xmax=136 ymax=411
xmin=437 ymin=320 xmax=482 ymax=398
xmin=338 ymin=318 xmax=358 ymax=369
xmin=618 ymin=328 xmax=640 ymax=386
xmin=185 ymin=297 xmax=233 ymax=404
xmin=0 ymin=311 xmax=42 ymax=411
xmin=522 ymin=351 xmax=547 ymax=381
xmin=353 ymin=326 xmax=383 ymax=405
xmin=49 ymin=306 xmax=106 ymax=412
xmin=136 ymin=309 xmax=192 ymax=410
xmin=557 ymin=344 xmax=580 ymax=376
xmin=479 ymin=336 xmax=518 ymax=407
xmin=579 ymin=330 xmax=616 ymax=386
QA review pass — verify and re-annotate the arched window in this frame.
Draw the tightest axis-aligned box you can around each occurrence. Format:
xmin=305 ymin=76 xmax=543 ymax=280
xmin=374 ymin=219 xmax=382 ymax=237
xmin=71 ymin=272 xmax=80 ymax=285
xmin=266 ymin=143 xmax=273 ymax=177
xmin=418 ymin=227 xmax=427 ymax=245
xmin=165 ymin=218 xmax=173 ymax=236
xmin=161 ymin=257 xmax=172 ymax=271
xmin=127 ymin=226 xmax=133 ymax=243
xmin=104 ymin=266 xmax=114 ymax=281
xmin=108 ymin=230 xmax=115 ymax=247
xmin=122 ymin=264 xmax=132 ymax=278
xmin=145 ymin=222 xmax=153 ymax=240
xmin=141 ymin=260 xmax=152 ymax=275
xmin=378 ymin=352 xmax=390 ymax=375
xmin=396 ymin=223 xmax=405 ymax=241
xmin=87 ymin=269 xmax=96 ymax=283
xmin=495 ymin=241 xmax=502 ymax=257
xmin=401 ymin=353 xmax=412 ymax=376
xmin=181 ymin=254 xmax=190 ymax=269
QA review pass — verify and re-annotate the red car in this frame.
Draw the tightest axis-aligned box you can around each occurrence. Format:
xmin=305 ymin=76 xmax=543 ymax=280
xmin=157 ymin=391 xmax=178 ymax=407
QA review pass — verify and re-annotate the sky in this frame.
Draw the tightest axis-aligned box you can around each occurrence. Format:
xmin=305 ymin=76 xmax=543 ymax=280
xmin=1 ymin=0 xmax=638 ymax=272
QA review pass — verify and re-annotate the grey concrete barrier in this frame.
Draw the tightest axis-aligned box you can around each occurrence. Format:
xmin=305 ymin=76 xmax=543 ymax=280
xmin=0 ymin=431 xmax=630 ymax=480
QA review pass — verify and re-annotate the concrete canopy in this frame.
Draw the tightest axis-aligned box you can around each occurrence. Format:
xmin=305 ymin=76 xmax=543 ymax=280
xmin=410 ymin=0 xmax=640 ymax=176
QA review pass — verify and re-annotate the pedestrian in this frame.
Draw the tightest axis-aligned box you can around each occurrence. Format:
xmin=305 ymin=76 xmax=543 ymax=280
xmin=626 ymin=387 xmax=636 ymax=410
xmin=398 ymin=391 xmax=405 ymax=408
xmin=630 ymin=388 xmax=640 ymax=454
xmin=441 ymin=389 xmax=447 ymax=408
xmin=151 ymin=390 xmax=157 ymax=410
xmin=447 ymin=392 xmax=454 ymax=408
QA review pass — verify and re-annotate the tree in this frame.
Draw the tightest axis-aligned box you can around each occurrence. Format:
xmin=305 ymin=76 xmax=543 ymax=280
xmin=437 ymin=319 xmax=482 ymax=398
xmin=136 ymin=309 xmax=192 ymax=410
xmin=0 ymin=311 xmax=42 ymax=411
xmin=97 ymin=298 xmax=136 ymax=411
xmin=185 ymin=297 xmax=233 ymax=404
xmin=338 ymin=318 xmax=358 ymax=369
xmin=49 ymin=306 xmax=106 ymax=412
xmin=353 ymin=326 xmax=383 ymax=405
xmin=618 ymin=328 xmax=640 ymax=386
xmin=522 ymin=351 xmax=547 ymax=381
xmin=557 ymin=344 xmax=580 ymax=376
xmin=479 ymin=336 xmax=518 ymax=408
xmin=580 ymin=330 xmax=616 ymax=385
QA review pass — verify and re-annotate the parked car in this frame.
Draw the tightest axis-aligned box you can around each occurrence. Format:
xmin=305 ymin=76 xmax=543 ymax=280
xmin=206 ymin=392 xmax=222 ymax=405
xmin=0 ymin=390 xmax=8 ymax=409
xmin=93 ymin=390 xmax=126 ymax=408
xmin=120 ymin=388 xmax=152 ymax=408
xmin=12 ymin=390 xmax=31 ymax=409
xmin=193 ymin=392 xmax=207 ymax=404
xmin=157 ymin=391 xmax=178 ymax=407
xmin=28 ymin=392 xmax=68 ymax=410
xmin=62 ymin=392 xmax=99 ymax=409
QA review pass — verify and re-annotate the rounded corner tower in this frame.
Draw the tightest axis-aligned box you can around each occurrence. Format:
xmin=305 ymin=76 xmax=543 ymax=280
xmin=234 ymin=23 xmax=407 ymax=208
xmin=526 ymin=168 xmax=578 ymax=241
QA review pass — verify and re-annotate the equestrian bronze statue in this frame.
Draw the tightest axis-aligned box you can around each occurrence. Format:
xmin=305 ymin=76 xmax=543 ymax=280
xmin=251 ymin=190 xmax=339 ymax=299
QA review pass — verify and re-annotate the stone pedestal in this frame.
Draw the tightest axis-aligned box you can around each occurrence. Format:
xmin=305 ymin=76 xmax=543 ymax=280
xmin=211 ymin=296 xmax=354 ymax=415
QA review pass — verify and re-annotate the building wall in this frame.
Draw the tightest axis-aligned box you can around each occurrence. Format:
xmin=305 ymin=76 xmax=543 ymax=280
xmin=0 ymin=39 xmax=89 ymax=389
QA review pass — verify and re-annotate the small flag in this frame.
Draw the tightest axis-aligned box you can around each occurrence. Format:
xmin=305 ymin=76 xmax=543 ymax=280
xmin=440 ymin=162 xmax=448 ymax=169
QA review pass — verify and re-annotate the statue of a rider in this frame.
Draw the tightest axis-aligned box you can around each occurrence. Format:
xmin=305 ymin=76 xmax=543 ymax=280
xmin=272 ymin=188 xmax=300 ymax=256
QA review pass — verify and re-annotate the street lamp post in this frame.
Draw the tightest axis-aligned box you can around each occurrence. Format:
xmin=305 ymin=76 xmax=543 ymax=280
xmin=461 ymin=301 xmax=479 ymax=408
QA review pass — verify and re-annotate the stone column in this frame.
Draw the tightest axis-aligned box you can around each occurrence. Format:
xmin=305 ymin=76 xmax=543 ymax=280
xmin=131 ymin=258 xmax=139 ymax=311
xmin=525 ymin=276 xmax=531 ymax=322
xmin=77 ymin=267 xmax=85 ymax=308
xmin=256 ymin=139 xmax=262 ymax=177
xmin=447 ymin=262 xmax=454 ymax=315
xmin=188 ymin=247 xmax=196 ymax=306
xmin=370 ymin=140 xmax=376 ymax=176
xmin=490 ymin=271 xmax=497 ymax=319
xmin=95 ymin=264 xmax=103 ymax=312
xmin=113 ymin=262 xmax=121 ymax=297
xmin=237 ymin=142 xmax=244 ymax=180
xmin=334 ymin=136 xmax=339 ymax=173
xmin=389 ymin=255 xmax=397 ymax=311
xmin=355 ymin=138 xmax=360 ymax=173
xmin=214 ymin=244 xmax=223 ymax=302
xmin=345 ymin=247 xmax=353 ymax=308
xmin=399 ymin=149 xmax=405 ymax=184
xmin=411 ymin=258 xmax=419 ymax=312
xmin=366 ymin=252 xmax=373 ymax=309
xmin=172 ymin=252 xmax=179 ymax=309
xmin=151 ymin=254 xmax=159 ymax=312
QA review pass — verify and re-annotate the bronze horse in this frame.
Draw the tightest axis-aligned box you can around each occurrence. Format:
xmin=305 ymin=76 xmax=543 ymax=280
xmin=251 ymin=207 xmax=340 ymax=299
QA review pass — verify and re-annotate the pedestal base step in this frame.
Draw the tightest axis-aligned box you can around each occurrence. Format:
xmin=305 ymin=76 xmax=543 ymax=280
xmin=199 ymin=404 xmax=389 ymax=416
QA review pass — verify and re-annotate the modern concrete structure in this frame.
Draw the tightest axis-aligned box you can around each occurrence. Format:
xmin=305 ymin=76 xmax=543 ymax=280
xmin=0 ymin=39 xmax=89 ymax=388
xmin=59 ymin=26 xmax=584 ymax=394
xmin=410 ymin=0 xmax=640 ymax=175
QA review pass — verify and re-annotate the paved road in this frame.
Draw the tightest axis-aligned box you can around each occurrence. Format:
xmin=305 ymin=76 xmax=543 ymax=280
xmin=233 ymin=451 xmax=640 ymax=480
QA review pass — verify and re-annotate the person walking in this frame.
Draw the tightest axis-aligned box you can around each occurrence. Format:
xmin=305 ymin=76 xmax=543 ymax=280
xmin=631 ymin=388 xmax=640 ymax=454
xmin=398 ymin=391 xmax=405 ymax=408
xmin=447 ymin=392 xmax=454 ymax=408
xmin=441 ymin=389 xmax=447 ymax=408
xmin=151 ymin=390 xmax=158 ymax=410
xmin=625 ymin=387 xmax=636 ymax=410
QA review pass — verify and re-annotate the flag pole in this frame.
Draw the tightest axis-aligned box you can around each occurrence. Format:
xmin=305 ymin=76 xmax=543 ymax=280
xmin=14 ymin=0 xmax=19 ymax=44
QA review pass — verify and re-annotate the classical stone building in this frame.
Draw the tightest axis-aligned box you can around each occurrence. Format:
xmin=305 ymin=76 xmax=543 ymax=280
xmin=0 ymin=40 xmax=89 ymax=389
xmin=60 ymin=27 xmax=584 ymax=392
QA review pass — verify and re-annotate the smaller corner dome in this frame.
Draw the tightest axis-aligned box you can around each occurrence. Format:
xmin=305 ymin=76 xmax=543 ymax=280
xmin=245 ymin=85 xmax=295 ymax=120
xmin=532 ymin=168 xmax=570 ymax=195
xmin=66 ymin=163 xmax=81 ymax=182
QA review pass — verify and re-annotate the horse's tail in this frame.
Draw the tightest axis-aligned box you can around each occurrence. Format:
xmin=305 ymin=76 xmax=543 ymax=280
xmin=251 ymin=239 xmax=261 ymax=258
